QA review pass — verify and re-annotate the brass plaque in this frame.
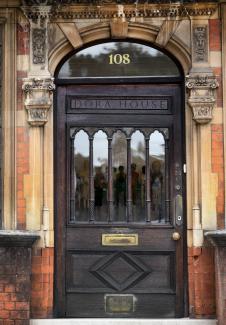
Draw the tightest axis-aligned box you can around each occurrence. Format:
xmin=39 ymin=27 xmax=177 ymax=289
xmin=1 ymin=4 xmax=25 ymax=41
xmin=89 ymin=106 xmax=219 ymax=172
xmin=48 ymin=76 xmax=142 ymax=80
xmin=102 ymin=234 xmax=138 ymax=246
xmin=105 ymin=294 xmax=135 ymax=313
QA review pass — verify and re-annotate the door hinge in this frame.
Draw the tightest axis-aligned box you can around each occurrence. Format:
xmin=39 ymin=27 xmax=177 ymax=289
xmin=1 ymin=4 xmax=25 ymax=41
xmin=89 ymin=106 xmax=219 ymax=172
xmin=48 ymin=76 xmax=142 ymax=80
xmin=183 ymin=164 xmax=187 ymax=174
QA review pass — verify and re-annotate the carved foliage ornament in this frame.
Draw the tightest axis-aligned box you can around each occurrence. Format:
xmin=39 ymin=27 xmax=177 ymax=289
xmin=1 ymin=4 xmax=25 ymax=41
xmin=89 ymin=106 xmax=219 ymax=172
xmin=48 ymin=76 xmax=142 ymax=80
xmin=193 ymin=26 xmax=208 ymax=62
xmin=21 ymin=2 xmax=217 ymax=20
xmin=186 ymin=75 xmax=219 ymax=124
xmin=32 ymin=28 xmax=46 ymax=64
xmin=22 ymin=0 xmax=218 ymax=4
xmin=23 ymin=78 xmax=55 ymax=126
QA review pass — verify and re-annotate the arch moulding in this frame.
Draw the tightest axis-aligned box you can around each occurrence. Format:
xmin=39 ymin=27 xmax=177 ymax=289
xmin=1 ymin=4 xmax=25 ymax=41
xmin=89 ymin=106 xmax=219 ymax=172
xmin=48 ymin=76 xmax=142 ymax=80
xmin=48 ymin=21 xmax=191 ymax=76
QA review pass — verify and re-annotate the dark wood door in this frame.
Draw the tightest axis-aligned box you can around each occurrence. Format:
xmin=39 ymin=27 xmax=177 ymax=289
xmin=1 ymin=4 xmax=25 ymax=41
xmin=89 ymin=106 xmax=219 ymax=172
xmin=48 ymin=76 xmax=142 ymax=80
xmin=55 ymin=83 xmax=185 ymax=318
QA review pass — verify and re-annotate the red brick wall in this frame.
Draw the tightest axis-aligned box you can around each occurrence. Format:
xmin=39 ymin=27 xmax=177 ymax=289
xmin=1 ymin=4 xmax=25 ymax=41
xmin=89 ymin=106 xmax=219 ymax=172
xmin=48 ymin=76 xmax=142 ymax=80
xmin=188 ymin=247 xmax=216 ymax=318
xmin=211 ymin=124 xmax=225 ymax=229
xmin=209 ymin=19 xmax=221 ymax=52
xmin=0 ymin=247 xmax=32 ymax=325
xmin=31 ymin=248 xmax=54 ymax=318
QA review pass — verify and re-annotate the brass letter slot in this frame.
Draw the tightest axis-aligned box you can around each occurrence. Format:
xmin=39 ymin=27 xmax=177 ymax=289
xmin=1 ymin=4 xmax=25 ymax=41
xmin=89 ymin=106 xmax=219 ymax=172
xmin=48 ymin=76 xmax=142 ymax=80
xmin=102 ymin=234 xmax=138 ymax=246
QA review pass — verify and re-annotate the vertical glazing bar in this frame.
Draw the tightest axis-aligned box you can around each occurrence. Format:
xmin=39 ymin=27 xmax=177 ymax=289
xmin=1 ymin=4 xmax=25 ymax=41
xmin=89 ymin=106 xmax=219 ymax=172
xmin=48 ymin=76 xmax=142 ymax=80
xmin=145 ymin=137 xmax=151 ymax=222
xmin=89 ymin=136 xmax=95 ymax=222
xmin=165 ymin=139 xmax=170 ymax=223
xmin=70 ymin=137 xmax=75 ymax=222
xmin=127 ymin=137 xmax=132 ymax=222
xmin=108 ymin=137 xmax=113 ymax=222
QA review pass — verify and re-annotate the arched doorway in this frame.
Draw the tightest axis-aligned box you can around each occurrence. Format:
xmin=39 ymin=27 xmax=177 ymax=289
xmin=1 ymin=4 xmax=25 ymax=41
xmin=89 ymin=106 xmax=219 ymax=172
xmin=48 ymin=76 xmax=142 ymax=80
xmin=54 ymin=41 xmax=186 ymax=318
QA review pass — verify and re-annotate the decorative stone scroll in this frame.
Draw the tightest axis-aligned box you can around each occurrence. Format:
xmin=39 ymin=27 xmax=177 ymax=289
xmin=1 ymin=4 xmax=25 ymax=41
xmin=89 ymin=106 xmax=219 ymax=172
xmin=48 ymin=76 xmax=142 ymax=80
xmin=186 ymin=75 xmax=219 ymax=124
xmin=23 ymin=77 xmax=55 ymax=126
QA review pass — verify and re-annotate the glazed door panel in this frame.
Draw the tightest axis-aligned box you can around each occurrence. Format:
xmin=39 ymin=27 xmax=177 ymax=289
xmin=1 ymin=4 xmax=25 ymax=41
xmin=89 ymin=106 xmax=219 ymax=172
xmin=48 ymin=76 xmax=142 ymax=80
xmin=55 ymin=84 xmax=185 ymax=318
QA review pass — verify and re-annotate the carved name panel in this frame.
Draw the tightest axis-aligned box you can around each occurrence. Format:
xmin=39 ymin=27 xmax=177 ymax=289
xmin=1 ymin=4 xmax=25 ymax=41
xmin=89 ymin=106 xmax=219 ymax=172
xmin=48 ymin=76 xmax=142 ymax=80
xmin=68 ymin=96 xmax=169 ymax=112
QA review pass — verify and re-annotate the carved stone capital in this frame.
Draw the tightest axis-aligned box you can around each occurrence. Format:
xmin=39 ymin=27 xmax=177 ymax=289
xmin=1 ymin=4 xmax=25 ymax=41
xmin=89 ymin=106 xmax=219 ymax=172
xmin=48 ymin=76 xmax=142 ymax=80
xmin=23 ymin=77 xmax=55 ymax=126
xmin=186 ymin=75 xmax=219 ymax=124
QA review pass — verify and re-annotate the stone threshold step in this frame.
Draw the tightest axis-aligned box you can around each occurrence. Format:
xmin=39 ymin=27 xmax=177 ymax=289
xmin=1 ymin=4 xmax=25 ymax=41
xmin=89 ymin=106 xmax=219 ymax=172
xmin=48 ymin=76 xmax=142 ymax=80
xmin=30 ymin=319 xmax=216 ymax=325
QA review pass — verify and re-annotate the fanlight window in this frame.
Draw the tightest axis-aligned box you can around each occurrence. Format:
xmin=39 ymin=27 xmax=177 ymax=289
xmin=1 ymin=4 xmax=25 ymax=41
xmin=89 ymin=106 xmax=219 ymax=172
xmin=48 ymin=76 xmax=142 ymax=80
xmin=58 ymin=42 xmax=180 ymax=78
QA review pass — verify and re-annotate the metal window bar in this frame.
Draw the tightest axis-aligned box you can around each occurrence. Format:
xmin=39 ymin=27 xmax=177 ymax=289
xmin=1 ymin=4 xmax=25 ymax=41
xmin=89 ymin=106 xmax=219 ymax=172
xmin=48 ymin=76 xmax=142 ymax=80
xmin=89 ymin=136 xmax=95 ymax=222
xmin=145 ymin=136 xmax=151 ymax=222
xmin=165 ymin=138 xmax=170 ymax=223
xmin=70 ymin=137 xmax=76 ymax=222
xmin=126 ymin=137 xmax=132 ymax=222
xmin=108 ymin=136 xmax=113 ymax=222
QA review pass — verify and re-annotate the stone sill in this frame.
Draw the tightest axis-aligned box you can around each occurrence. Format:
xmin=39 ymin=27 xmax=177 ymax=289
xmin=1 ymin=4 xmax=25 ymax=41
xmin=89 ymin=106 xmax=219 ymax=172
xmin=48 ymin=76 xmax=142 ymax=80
xmin=30 ymin=319 xmax=217 ymax=325
xmin=0 ymin=230 xmax=39 ymax=247
xmin=205 ymin=230 xmax=226 ymax=247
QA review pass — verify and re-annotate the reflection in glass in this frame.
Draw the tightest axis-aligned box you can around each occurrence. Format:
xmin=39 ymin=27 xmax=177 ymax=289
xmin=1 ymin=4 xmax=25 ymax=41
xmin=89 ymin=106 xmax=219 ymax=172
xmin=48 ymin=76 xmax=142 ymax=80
xmin=149 ymin=131 xmax=166 ymax=224
xmin=58 ymin=42 xmax=180 ymax=78
xmin=74 ymin=130 xmax=89 ymax=221
xmin=93 ymin=131 xmax=108 ymax=221
xmin=131 ymin=131 xmax=145 ymax=222
xmin=112 ymin=131 xmax=127 ymax=222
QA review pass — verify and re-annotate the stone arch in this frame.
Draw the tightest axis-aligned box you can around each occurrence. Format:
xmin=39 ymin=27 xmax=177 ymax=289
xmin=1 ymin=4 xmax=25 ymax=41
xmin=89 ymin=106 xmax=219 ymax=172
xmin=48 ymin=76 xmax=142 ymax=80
xmin=49 ymin=21 xmax=191 ymax=76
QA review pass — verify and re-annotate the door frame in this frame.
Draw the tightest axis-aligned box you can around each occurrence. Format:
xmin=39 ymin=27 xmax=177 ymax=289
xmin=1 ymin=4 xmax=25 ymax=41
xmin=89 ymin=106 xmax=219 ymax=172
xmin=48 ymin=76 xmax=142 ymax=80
xmin=53 ymin=41 xmax=187 ymax=318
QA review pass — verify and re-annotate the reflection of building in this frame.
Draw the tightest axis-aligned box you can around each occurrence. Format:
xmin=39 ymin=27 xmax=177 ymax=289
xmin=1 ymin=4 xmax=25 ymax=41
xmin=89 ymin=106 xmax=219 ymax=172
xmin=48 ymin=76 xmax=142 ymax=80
xmin=0 ymin=1 xmax=226 ymax=324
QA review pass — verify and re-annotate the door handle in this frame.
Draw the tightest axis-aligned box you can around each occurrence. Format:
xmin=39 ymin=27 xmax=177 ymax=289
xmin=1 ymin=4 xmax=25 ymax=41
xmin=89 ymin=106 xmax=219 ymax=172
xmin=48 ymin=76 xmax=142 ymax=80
xmin=175 ymin=194 xmax=183 ymax=226
xmin=172 ymin=232 xmax=181 ymax=241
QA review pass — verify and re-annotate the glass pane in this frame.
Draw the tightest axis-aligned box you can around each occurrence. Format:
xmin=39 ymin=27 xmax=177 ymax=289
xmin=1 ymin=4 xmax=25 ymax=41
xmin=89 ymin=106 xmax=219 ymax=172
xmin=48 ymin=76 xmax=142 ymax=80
xmin=58 ymin=42 xmax=180 ymax=78
xmin=112 ymin=130 xmax=127 ymax=222
xmin=149 ymin=131 xmax=166 ymax=224
xmin=93 ymin=130 xmax=108 ymax=222
xmin=131 ymin=131 xmax=145 ymax=222
xmin=74 ymin=130 xmax=89 ymax=222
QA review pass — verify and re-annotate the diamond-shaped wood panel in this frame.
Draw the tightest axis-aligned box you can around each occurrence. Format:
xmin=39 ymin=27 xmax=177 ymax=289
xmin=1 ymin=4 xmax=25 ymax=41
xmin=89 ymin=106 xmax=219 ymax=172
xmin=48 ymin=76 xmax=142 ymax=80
xmin=90 ymin=252 xmax=151 ymax=291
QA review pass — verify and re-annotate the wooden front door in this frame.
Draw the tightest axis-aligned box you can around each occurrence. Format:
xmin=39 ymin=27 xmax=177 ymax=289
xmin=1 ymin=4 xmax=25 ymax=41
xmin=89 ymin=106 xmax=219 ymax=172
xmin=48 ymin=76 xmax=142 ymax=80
xmin=55 ymin=83 xmax=185 ymax=318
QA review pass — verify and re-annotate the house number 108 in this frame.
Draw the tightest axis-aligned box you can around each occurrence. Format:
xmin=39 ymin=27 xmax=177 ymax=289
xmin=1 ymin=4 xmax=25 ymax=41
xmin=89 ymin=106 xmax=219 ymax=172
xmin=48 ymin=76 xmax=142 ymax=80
xmin=109 ymin=54 xmax=131 ymax=65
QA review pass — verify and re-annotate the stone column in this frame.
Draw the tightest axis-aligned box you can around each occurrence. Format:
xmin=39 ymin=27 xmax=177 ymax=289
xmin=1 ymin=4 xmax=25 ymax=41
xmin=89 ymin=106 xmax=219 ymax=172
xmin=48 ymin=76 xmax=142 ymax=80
xmin=22 ymin=77 xmax=55 ymax=238
xmin=0 ymin=231 xmax=39 ymax=323
xmin=186 ymin=75 xmax=219 ymax=246
xmin=205 ymin=231 xmax=226 ymax=325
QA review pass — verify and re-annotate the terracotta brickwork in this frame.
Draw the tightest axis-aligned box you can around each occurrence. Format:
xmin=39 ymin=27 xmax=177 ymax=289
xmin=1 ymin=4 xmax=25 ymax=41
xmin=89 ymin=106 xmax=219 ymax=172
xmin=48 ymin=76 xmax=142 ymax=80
xmin=211 ymin=124 xmax=225 ymax=229
xmin=31 ymin=248 xmax=54 ymax=318
xmin=188 ymin=247 xmax=216 ymax=318
xmin=0 ymin=247 xmax=32 ymax=325
xmin=209 ymin=19 xmax=221 ymax=52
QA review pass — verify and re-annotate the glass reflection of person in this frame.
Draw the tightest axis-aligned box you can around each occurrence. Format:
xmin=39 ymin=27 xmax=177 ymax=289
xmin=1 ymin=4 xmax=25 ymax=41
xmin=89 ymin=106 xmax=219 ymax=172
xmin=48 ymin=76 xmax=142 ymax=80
xmin=131 ymin=163 xmax=139 ymax=205
xmin=94 ymin=167 xmax=106 ymax=207
xmin=80 ymin=160 xmax=89 ymax=209
xmin=115 ymin=166 xmax=126 ymax=206
xmin=151 ymin=160 xmax=163 ymax=222
xmin=141 ymin=165 xmax=146 ymax=207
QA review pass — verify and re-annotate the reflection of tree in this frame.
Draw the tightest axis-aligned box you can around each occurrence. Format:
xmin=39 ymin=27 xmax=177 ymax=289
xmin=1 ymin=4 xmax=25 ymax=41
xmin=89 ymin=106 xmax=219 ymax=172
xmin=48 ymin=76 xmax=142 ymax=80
xmin=67 ymin=42 xmax=178 ymax=77
xmin=131 ymin=140 xmax=145 ymax=171
xmin=112 ymin=132 xmax=127 ymax=168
